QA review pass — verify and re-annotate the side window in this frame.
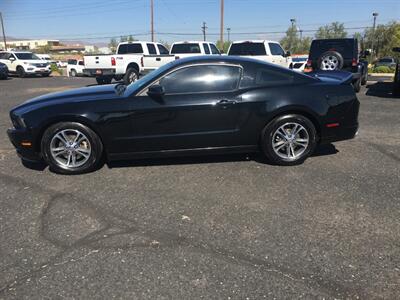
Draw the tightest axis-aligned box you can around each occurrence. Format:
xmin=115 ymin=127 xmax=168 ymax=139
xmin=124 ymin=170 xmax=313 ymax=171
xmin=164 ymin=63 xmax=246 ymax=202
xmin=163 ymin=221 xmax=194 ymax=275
xmin=269 ymin=43 xmax=285 ymax=56
xmin=67 ymin=59 xmax=77 ymax=65
xmin=147 ymin=43 xmax=157 ymax=55
xmin=255 ymin=68 xmax=293 ymax=86
xmin=78 ymin=61 xmax=84 ymax=66
xmin=126 ymin=43 xmax=144 ymax=54
xmin=159 ymin=65 xmax=241 ymax=94
xmin=117 ymin=44 xmax=127 ymax=54
xmin=203 ymin=43 xmax=210 ymax=54
xmin=0 ymin=53 xmax=5 ymax=59
xmin=210 ymin=44 xmax=220 ymax=55
xmin=157 ymin=44 xmax=169 ymax=55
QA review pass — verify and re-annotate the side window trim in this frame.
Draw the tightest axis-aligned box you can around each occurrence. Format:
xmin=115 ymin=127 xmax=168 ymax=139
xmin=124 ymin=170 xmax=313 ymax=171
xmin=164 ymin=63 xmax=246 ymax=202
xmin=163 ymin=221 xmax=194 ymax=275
xmin=138 ymin=63 xmax=243 ymax=96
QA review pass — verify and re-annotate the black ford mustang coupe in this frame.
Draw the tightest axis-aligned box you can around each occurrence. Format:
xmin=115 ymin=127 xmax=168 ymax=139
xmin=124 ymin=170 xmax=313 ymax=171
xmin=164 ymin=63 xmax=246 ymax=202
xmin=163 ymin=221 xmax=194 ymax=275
xmin=8 ymin=56 xmax=359 ymax=174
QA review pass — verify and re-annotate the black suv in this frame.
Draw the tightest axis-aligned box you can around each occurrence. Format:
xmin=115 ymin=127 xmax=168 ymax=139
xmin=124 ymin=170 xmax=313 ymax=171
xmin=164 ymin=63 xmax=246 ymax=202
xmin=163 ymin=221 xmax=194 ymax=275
xmin=306 ymin=38 xmax=368 ymax=92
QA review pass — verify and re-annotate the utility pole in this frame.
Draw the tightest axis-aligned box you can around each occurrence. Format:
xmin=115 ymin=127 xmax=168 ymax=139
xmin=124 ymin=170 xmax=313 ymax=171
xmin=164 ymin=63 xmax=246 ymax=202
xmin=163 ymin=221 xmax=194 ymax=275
xmin=201 ymin=22 xmax=207 ymax=41
xmin=0 ymin=12 xmax=7 ymax=51
xmin=299 ymin=29 xmax=303 ymax=41
xmin=220 ymin=0 xmax=224 ymax=51
xmin=150 ymin=0 xmax=154 ymax=42
xmin=371 ymin=12 xmax=378 ymax=57
xmin=227 ymin=27 xmax=231 ymax=42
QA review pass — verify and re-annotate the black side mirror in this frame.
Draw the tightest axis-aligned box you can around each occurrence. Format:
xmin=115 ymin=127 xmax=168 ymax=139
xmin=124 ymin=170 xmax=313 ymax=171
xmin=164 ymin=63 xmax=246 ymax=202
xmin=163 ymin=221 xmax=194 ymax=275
xmin=285 ymin=51 xmax=291 ymax=57
xmin=147 ymin=84 xmax=165 ymax=97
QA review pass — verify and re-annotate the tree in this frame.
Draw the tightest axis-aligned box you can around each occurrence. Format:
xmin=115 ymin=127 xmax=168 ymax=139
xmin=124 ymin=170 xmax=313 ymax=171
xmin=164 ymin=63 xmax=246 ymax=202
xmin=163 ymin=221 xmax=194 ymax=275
xmin=127 ymin=35 xmax=136 ymax=42
xmin=108 ymin=38 xmax=118 ymax=52
xmin=216 ymin=40 xmax=231 ymax=53
xmin=315 ymin=22 xmax=347 ymax=39
xmin=158 ymin=40 xmax=170 ymax=50
xmin=363 ymin=21 xmax=400 ymax=59
xmin=280 ymin=25 xmax=312 ymax=54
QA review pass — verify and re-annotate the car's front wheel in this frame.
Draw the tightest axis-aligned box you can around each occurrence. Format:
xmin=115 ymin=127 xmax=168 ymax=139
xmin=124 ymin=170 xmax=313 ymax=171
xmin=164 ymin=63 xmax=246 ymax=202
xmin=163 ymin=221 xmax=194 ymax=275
xmin=41 ymin=122 xmax=103 ymax=174
xmin=17 ymin=66 xmax=26 ymax=78
xmin=262 ymin=114 xmax=317 ymax=165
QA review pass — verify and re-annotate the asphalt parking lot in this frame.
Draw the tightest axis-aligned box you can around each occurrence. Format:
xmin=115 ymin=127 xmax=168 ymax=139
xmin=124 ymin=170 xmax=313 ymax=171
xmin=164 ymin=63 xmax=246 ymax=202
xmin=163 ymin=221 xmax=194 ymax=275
xmin=0 ymin=76 xmax=399 ymax=299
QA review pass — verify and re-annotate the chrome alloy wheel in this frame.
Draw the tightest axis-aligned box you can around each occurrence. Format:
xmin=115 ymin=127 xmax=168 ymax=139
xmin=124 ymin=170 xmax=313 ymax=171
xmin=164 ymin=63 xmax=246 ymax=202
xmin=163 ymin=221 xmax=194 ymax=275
xmin=50 ymin=129 xmax=91 ymax=168
xmin=320 ymin=55 xmax=339 ymax=70
xmin=128 ymin=72 xmax=137 ymax=83
xmin=272 ymin=122 xmax=309 ymax=161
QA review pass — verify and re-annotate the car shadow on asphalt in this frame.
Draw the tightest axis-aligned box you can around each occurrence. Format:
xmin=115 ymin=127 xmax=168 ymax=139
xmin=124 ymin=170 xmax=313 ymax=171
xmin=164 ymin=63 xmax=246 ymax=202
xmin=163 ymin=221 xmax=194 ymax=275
xmin=366 ymin=81 xmax=400 ymax=98
xmin=106 ymin=144 xmax=338 ymax=169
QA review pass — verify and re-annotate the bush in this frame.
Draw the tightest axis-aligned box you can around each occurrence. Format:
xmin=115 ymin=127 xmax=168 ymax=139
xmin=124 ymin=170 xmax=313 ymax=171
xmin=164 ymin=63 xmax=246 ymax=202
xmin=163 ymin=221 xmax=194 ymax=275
xmin=50 ymin=64 xmax=63 ymax=75
xmin=369 ymin=66 xmax=396 ymax=73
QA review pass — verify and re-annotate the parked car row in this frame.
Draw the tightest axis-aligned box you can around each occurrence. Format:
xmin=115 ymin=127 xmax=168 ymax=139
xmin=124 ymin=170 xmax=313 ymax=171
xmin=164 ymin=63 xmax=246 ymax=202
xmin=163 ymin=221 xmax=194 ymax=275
xmin=0 ymin=51 xmax=51 ymax=78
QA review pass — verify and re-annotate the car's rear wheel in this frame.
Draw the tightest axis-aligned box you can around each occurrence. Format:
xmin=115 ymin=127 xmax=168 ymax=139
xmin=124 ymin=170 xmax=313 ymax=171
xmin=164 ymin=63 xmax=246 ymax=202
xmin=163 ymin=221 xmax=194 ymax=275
xmin=123 ymin=68 xmax=139 ymax=84
xmin=41 ymin=122 xmax=103 ymax=174
xmin=17 ymin=66 xmax=26 ymax=78
xmin=262 ymin=114 xmax=317 ymax=165
xmin=353 ymin=78 xmax=361 ymax=93
xmin=96 ymin=76 xmax=112 ymax=85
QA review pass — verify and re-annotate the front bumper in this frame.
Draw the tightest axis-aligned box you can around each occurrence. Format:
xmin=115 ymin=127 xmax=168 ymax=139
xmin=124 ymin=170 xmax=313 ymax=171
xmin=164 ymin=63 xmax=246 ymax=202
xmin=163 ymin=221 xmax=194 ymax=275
xmin=7 ymin=128 xmax=42 ymax=162
xmin=25 ymin=67 xmax=51 ymax=74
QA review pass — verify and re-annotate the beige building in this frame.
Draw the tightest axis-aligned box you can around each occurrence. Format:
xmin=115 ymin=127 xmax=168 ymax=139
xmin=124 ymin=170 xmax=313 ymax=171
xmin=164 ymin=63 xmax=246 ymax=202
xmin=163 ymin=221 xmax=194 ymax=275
xmin=6 ymin=39 xmax=60 ymax=50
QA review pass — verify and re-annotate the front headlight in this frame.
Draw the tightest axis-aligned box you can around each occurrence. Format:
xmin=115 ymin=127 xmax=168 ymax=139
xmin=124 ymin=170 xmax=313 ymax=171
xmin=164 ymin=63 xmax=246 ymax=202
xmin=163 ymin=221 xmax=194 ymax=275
xmin=10 ymin=114 xmax=26 ymax=129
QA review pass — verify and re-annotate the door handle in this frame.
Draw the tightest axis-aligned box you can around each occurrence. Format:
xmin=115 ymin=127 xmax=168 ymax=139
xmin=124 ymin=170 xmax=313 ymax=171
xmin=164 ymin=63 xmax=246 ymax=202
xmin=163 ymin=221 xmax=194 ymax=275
xmin=156 ymin=57 xmax=161 ymax=61
xmin=217 ymin=99 xmax=237 ymax=105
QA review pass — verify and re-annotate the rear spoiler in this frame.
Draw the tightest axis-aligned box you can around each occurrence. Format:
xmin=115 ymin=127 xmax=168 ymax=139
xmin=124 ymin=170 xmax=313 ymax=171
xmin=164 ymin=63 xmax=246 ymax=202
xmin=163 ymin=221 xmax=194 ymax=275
xmin=307 ymin=71 xmax=353 ymax=85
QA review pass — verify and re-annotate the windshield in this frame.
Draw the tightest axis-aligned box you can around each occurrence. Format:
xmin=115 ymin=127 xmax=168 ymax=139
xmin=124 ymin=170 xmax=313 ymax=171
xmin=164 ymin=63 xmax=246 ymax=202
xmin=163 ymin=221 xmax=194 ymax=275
xmin=15 ymin=53 xmax=40 ymax=60
xmin=170 ymin=43 xmax=201 ymax=54
xmin=125 ymin=60 xmax=179 ymax=94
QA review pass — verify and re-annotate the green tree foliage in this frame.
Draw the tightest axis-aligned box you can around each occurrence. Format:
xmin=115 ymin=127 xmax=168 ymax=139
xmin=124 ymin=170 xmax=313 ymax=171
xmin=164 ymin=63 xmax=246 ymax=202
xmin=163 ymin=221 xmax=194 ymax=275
xmin=363 ymin=21 xmax=400 ymax=59
xmin=280 ymin=25 xmax=312 ymax=54
xmin=108 ymin=38 xmax=118 ymax=52
xmin=315 ymin=22 xmax=347 ymax=39
xmin=216 ymin=40 xmax=231 ymax=53
xmin=35 ymin=44 xmax=52 ymax=54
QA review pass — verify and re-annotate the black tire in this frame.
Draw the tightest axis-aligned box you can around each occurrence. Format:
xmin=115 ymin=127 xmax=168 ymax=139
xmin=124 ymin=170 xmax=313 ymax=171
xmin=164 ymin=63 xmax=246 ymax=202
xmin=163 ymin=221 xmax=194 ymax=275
xmin=17 ymin=66 xmax=26 ymax=78
xmin=123 ymin=67 xmax=139 ymax=85
xmin=353 ymin=78 xmax=361 ymax=93
xmin=96 ymin=76 xmax=112 ymax=85
xmin=261 ymin=114 xmax=317 ymax=166
xmin=361 ymin=73 xmax=367 ymax=85
xmin=70 ymin=69 xmax=77 ymax=77
xmin=41 ymin=122 xmax=104 ymax=175
xmin=318 ymin=51 xmax=344 ymax=70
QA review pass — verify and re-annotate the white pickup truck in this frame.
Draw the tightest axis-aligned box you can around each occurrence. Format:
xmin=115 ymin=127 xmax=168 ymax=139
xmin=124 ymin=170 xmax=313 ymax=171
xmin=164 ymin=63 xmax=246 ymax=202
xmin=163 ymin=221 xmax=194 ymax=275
xmin=227 ymin=40 xmax=292 ymax=68
xmin=170 ymin=41 xmax=220 ymax=59
xmin=84 ymin=41 xmax=175 ymax=84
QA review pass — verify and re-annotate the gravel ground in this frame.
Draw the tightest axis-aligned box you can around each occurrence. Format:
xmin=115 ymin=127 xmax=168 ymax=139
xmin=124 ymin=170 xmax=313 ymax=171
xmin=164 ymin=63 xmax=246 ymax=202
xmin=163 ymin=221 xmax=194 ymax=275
xmin=0 ymin=76 xmax=399 ymax=299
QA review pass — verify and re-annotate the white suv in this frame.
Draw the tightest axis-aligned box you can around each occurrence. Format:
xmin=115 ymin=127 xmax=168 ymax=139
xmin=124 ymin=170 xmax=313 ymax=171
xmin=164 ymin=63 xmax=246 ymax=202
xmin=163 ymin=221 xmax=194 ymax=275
xmin=0 ymin=51 xmax=51 ymax=77
xmin=170 ymin=41 xmax=220 ymax=59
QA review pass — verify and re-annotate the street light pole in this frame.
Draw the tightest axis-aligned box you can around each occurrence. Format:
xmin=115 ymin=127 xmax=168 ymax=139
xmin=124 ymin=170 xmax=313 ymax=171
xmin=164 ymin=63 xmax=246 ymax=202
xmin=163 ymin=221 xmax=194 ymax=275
xmin=201 ymin=22 xmax=207 ymax=41
xmin=220 ymin=0 xmax=224 ymax=51
xmin=150 ymin=0 xmax=154 ymax=42
xmin=371 ymin=12 xmax=378 ymax=57
xmin=0 ymin=12 xmax=7 ymax=50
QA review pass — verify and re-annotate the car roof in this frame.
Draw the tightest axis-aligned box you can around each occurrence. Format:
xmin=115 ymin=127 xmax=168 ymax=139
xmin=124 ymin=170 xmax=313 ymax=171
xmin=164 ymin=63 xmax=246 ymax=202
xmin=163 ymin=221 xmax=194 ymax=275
xmin=118 ymin=41 xmax=160 ymax=45
xmin=172 ymin=41 xmax=214 ymax=45
xmin=231 ymin=40 xmax=278 ymax=44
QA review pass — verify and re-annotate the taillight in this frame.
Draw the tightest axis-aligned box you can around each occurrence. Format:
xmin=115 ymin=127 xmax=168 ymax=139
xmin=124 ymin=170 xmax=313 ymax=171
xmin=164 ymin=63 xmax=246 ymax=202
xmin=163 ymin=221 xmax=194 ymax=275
xmin=352 ymin=58 xmax=358 ymax=67
xmin=304 ymin=59 xmax=313 ymax=72
xmin=111 ymin=57 xmax=116 ymax=66
xmin=306 ymin=59 xmax=312 ymax=67
xmin=140 ymin=56 xmax=144 ymax=67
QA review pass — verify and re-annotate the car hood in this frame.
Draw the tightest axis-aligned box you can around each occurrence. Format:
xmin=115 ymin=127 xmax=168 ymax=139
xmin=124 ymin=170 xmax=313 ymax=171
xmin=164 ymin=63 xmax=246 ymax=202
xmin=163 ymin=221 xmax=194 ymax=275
xmin=12 ymin=84 xmax=127 ymax=114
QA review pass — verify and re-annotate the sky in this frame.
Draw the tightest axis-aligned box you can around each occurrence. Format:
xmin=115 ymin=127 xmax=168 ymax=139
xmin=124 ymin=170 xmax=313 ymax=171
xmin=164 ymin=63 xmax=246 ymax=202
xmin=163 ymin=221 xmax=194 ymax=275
xmin=0 ymin=0 xmax=399 ymax=45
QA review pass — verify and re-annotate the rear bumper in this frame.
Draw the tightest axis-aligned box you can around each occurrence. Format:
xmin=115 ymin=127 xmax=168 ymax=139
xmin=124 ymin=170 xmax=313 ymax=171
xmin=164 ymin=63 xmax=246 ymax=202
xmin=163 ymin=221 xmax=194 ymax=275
xmin=7 ymin=128 xmax=42 ymax=162
xmin=83 ymin=68 xmax=116 ymax=77
xmin=320 ymin=124 xmax=358 ymax=144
